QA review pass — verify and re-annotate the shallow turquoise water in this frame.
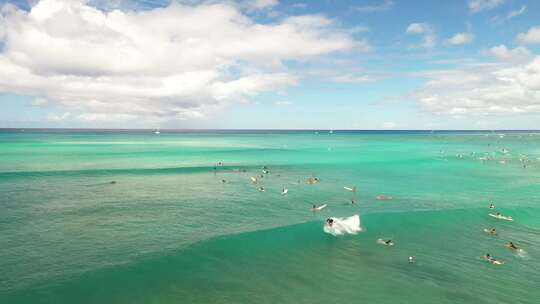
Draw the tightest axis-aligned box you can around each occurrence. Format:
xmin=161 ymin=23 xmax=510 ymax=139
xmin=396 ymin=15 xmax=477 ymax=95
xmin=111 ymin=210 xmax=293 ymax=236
xmin=1 ymin=130 xmax=539 ymax=303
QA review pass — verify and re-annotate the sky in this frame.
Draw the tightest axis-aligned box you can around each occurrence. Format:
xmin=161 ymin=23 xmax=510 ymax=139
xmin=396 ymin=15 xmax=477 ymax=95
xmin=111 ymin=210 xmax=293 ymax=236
xmin=0 ymin=0 xmax=540 ymax=130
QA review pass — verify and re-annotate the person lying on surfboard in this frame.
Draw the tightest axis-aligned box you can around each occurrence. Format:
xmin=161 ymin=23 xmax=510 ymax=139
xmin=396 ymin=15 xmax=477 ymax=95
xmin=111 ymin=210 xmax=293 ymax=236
xmin=483 ymin=253 xmax=502 ymax=264
xmin=507 ymin=242 xmax=519 ymax=250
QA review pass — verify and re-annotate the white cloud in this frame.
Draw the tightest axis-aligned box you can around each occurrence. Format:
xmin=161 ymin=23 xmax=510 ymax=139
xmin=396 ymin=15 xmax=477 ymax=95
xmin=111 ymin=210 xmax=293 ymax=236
xmin=245 ymin=0 xmax=279 ymax=11
xmin=76 ymin=113 xmax=137 ymax=122
xmin=274 ymin=100 xmax=291 ymax=106
xmin=507 ymin=5 xmax=526 ymax=19
xmin=0 ymin=0 xmax=363 ymax=124
xmin=31 ymin=97 xmax=48 ymax=106
xmin=406 ymin=23 xmax=430 ymax=34
xmin=349 ymin=26 xmax=369 ymax=34
xmin=382 ymin=121 xmax=396 ymax=129
xmin=481 ymin=45 xmax=531 ymax=63
xmin=352 ymin=0 xmax=393 ymax=13
xmin=413 ymin=56 xmax=540 ymax=115
xmin=517 ymin=26 xmax=540 ymax=45
xmin=468 ymin=0 xmax=504 ymax=14
xmin=406 ymin=23 xmax=436 ymax=49
xmin=48 ymin=112 xmax=70 ymax=122
xmin=445 ymin=32 xmax=474 ymax=45
xmin=291 ymin=3 xmax=307 ymax=9
xmin=332 ymin=74 xmax=375 ymax=83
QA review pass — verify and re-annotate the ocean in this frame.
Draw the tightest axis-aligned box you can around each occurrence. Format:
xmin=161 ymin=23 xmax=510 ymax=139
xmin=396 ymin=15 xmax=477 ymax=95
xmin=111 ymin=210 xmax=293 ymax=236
xmin=1 ymin=129 xmax=539 ymax=304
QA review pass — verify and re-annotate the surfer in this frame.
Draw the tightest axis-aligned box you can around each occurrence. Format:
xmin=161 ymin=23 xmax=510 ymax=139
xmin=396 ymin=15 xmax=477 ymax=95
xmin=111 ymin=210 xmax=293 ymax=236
xmin=489 ymin=202 xmax=495 ymax=209
xmin=489 ymin=228 xmax=497 ymax=235
xmin=258 ymin=186 xmax=265 ymax=192
xmin=221 ymin=179 xmax=226 ymax=183
xmin=326 ymin=218 xmax=334 ymax=227
xmin=483 ymin=253 xmax=501 ymax=264
xmin=507 ymin=242 xmax=519 ymax=250
xmin=378 ymin=239 xmax=394 ymax=246
xmin=408 ymin=256 xmax=416 ymax=264
xmin=312 ymin=204 xmax=327 ymax=211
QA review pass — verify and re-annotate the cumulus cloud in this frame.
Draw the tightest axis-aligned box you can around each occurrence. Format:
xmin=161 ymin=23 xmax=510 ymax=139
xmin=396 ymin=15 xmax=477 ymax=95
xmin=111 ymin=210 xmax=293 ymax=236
xmin=445 ymin=32 xmax=474 ymax=45
xmin=517 ymin=26 xmax=540 ymax=45
xmin=245 ymin=0 xmax=279 ymax=11
xmin=406 ymin=23 xmax=436 ymax=49
xmin=507 ymin=5 xmax=526 ymax=19
xmin=406 ymin=23 xmax=429 ymax=34
xmin=31 ymin=97 xmax=48 ymax=106
xmin=481 ymin=45 xmax=531 ymax=63
xmin=468 ymin=0 xmax=504 ymax=13
xmin=413 ymin=56 xmax=540 ymax=115
xmin=352 ymin=0 xmax=393 ymax=13
xmin=0 ymin=0 xmax=363 ymax=125
xmin=382 ymin=121 xmax=396 ymax=129
xmin=331 ymin=74 xmax=375 ymax=83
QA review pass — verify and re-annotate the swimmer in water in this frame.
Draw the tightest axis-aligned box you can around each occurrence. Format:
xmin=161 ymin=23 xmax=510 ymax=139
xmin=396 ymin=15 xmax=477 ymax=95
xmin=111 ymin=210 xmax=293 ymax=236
xmin=109 ymin=181 xmax=116 ymax=184
xmin=408 ymin=256 xmax=416 ymax=264
xmin=507 ymin=242 xmax=519 ymax=250
xmin=221 ymin=179 xmax=226 ymax=183
xmin=326 ymin=218 xmax=334 ymax=227
xmin=489 ymin=228 xmax=497 ymax=235
xmin=351 ymin=199 xmax=356 ymax=205
xmin=384 ymin=239 xmax=394 ymax=246
xmin=489 ymin=202 xmax=495 ymax=209
xmin=258 ymin=186 xmax=265 ymax=192
xmin=483 ymin=253 xmax=501 ymax=264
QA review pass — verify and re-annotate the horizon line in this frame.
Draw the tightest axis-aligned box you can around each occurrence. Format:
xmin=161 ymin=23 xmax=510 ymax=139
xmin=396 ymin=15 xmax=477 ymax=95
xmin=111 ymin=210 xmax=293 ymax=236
xmin=1 ymin=128 xmax=540 ymax=132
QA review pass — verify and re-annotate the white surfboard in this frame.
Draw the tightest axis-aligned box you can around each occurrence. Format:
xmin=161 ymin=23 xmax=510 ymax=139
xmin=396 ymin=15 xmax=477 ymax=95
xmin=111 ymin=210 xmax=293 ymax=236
xmin=377 ymin=239 xmax=394 ymax=246
xmin=344 ymin=186 xmax=355 ymax=192
xmin=312 ymin=204 xmax=327 ymax=211
xmin=489 ymin=213 xmax=513 ymax=221
xmin=281 ymin=188 xmax=288 ymax=195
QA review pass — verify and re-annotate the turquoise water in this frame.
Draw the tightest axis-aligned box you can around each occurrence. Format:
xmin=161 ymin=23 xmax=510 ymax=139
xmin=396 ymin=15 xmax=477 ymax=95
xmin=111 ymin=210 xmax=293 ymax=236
xmin=1 ymin=130 xmax=539 ymax=303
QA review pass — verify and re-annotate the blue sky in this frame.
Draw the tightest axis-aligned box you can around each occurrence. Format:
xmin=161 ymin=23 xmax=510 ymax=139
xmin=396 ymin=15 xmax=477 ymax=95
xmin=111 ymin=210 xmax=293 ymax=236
xmin=1 ymin=0 xmax=540 ymax=129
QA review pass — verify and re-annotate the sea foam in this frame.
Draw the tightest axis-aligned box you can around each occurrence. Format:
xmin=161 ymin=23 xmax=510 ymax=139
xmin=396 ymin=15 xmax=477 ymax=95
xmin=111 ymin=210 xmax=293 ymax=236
xmin=324 ymin=214 xmax=362 ymax=236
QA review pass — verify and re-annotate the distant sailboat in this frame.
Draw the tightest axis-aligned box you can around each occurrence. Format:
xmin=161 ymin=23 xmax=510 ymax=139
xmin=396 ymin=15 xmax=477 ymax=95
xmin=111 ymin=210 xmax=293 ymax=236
xmin=154 ymin=128 xmax=161 ymax=135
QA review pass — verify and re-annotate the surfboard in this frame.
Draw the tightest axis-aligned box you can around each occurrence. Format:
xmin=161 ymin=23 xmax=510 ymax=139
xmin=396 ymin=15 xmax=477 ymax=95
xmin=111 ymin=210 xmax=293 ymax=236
xmin=377 ymin=239 xmax=394 ymax=246
xmin=489 ymin=213 xmax=513 ymax=221
xmin=483 ymin=229 xmax=496 ymax=235
xmin=312 ymin=204 xmax=327 ymax=211
xmin=344 ymin=186 xmax=354 ymax=191
xmin=281 ymin=189 xmax=288 ymax=195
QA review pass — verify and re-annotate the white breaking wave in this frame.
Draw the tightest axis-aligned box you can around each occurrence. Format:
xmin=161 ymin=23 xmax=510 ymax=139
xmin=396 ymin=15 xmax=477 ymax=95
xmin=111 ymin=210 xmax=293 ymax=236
xmin=323 ymin=214 xmax=362 ymax=236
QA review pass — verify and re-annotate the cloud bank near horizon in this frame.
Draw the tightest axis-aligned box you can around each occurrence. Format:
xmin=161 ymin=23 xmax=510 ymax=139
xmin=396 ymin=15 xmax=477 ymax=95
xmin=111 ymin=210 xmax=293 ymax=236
xmin=0 ymin=0 xmax=365 ymax=124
